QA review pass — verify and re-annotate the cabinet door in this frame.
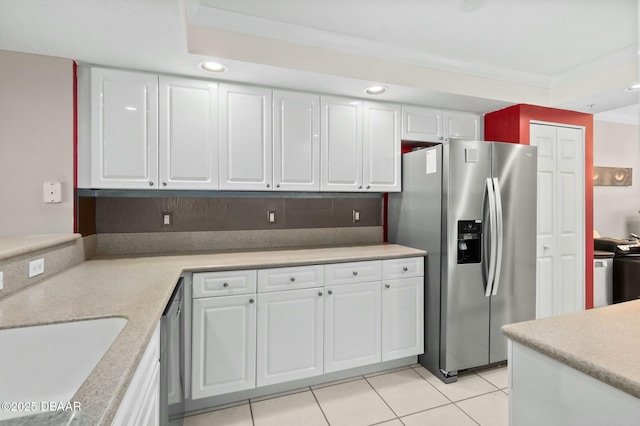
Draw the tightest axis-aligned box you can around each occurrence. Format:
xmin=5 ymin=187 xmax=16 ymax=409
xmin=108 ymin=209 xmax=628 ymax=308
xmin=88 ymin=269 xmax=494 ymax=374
xmin=219 ymin=84 xmax=272 ymax=190
xmin=324 ymin=281 xmax=381 ymax=373
xmin=91 ymin=68 xmax=158 ymax=189
xmin=256 ymin=288 xmax=324 ymax=387
xmin=273 ymin=90 xmax=320 ymax=191
xmin=363 ymin=102 xmax=401 ymax=192
xmin=401 ymin=106 xmax=443 ymax=143
xmin=158 ymin=77 xmax=218 ymax=189
xmin=320 ymin=96 xmax=363 ymax=191
xmin=191 ymin=294 xmax=256 ymax=399
xmin=443 ymin=111 xmax=482 ymax=141
xmin=382 ymin=277 xmax=424 ymax=361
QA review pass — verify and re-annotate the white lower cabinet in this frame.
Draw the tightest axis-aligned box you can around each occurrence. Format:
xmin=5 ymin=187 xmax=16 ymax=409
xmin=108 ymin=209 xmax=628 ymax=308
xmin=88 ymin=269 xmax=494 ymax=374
xmin=382 ymin=277 xmax=424 ymax=361
xmin=191 ymin=293 xmax=257 ymax=399
xmin=112 ymin=323 xmax=160 ymax=426
xmin=324 ymin=281 xmax=382 ymax=373
xmin=256 ymin=288 xmax=324 ymax=387
xmin=190 ymin=257 xmax=424 ymax=401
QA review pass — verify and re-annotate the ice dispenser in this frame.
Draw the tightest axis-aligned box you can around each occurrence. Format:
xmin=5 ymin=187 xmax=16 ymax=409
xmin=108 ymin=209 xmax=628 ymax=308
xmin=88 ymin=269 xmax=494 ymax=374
xmin=457 ymin=220 xmax=482 ymax=264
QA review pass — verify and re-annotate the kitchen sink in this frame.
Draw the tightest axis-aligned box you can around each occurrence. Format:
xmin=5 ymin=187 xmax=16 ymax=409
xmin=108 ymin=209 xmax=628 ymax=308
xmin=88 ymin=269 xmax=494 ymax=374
xmin=0 ymin=317 xmax=127 ymax=421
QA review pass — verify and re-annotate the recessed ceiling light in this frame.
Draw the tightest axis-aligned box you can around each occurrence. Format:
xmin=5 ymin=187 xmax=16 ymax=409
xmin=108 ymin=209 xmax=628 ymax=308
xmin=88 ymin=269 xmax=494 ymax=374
xmin=198 ymin=61 xmax=228 ymax=73
xmin=365 ymin=86 xmax=387 ymax=95
xmin=625 ymin=84 xmax=640 ymax=92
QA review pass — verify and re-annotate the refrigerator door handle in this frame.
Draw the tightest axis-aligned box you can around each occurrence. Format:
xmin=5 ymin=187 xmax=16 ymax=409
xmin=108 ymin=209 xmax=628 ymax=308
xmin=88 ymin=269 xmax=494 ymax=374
xmin=485 ymin=178 xmax=497 ymax=297
xmin=491 ymin=177 xmax=504 ymax=296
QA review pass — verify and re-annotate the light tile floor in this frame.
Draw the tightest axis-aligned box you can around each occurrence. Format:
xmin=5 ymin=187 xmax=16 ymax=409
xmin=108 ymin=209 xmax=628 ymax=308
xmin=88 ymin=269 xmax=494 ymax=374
xmin=182 ymin=364 xmax=509 ymax=426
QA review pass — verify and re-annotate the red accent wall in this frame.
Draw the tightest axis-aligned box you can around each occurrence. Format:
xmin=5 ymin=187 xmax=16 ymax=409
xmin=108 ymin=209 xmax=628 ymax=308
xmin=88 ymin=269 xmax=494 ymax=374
xmin=485 ymin=104 xmax=594 ymax=309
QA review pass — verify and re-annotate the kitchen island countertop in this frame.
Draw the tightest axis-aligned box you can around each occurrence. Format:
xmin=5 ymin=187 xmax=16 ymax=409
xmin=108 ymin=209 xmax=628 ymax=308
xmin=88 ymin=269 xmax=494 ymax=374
xmin=502 ymin=300 xmax=640 ymax=399
xmin=0 ymin=243 xmax=425 ymax=425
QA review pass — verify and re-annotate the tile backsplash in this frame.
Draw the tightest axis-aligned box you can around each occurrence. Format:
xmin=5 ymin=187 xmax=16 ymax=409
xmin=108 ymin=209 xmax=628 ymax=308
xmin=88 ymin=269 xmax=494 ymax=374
xmin=79 ymin=195 xmax=383 ymax=235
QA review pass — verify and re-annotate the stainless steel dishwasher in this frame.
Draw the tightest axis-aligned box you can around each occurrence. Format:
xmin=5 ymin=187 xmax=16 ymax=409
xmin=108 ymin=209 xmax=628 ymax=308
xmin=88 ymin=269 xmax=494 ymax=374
xmin=161 ymin=277 xmax=185 ymax=426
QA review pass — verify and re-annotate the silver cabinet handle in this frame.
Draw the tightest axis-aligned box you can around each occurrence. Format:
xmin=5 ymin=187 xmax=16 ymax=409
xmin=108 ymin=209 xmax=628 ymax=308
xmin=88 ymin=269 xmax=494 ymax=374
xmin=385 ymin=284 xmax=390 ymax=289
xmin=223 ymin=282 xmax=229 ymax=288
xmin=543 ymin=245 xmax=550 ymax=251
xmin=266 ymin=184 xmax=270 ymax=188
xmin=366 ymin=185 xmax=370 ymax=189
xmin=249 ymin=298 xmax=255 ymax=304
xmin=352 ymin=271 xmax=358 ymax=276
xmin=318 ymin=291 xmax=323 ymax=296
xmin=290 ymin=277 xmax=296 ymax=282
xmin=358 ymin=185 xmax=363 ymax=189
xmin=149 ymin=181 xmax=154 ymax=186
xmin=402 ymin=266 xmax=408 ymax=272
xmin=328 ymin=290 xmax=333 ymax=295
xmin=276 ymin=184 xmax=280 ymax=188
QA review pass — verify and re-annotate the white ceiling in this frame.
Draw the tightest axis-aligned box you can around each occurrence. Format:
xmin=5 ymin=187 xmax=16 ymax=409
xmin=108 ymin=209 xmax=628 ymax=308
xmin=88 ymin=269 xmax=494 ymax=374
xmin=0 ymin=0 xmax=638 ymax=116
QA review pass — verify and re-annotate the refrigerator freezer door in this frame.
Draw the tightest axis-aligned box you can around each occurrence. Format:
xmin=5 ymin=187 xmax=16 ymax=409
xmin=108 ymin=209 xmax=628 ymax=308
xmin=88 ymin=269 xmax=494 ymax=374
xmin=441 ymin=141 xmax=492 ymax=374
xmin=489 ymin=142 xmax=537 ymax=364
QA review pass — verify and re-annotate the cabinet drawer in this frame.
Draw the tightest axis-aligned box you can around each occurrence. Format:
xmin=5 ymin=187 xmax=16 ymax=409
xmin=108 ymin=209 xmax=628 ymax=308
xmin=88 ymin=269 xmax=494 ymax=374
xmin=324 ymin=260 xmax=382 ymax=286
xmin=382 ymin=257 xmax=424 ymax=279
xmin=193 ymin=270 xmax=257 ymax=298
xmin=258 ymin=265 xmax=324 ymax=293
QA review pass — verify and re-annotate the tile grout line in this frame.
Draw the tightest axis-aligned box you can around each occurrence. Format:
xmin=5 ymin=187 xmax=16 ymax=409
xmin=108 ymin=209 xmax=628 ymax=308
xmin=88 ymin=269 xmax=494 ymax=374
xmin=452 ymin=400 xmax=483 ymax=426
xmin=309 ymin=387 xmax=332 ymax=426
xmin=363 ymin=375 xmax=402 ymax=421
xmin=248 ymin=400 xmax=256 ymax=426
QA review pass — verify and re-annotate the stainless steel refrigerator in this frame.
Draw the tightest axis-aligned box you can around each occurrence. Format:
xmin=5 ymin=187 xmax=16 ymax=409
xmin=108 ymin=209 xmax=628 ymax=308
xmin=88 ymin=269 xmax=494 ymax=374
xmin=388 ymin=140 xmax=537 ymax=383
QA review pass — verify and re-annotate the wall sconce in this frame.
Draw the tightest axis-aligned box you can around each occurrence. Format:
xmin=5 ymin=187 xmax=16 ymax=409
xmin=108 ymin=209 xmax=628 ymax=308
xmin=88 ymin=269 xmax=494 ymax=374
xmin=593 ymin=166 xmax=632 ymax=186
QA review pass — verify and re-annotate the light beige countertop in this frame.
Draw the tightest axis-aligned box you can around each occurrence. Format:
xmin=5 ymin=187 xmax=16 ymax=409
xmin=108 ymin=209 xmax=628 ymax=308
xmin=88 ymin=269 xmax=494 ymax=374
xmin=0 ymin=234 xmax=81 ymax=260
xmin=502 ymin=300 xmax=640 ymax=399
xmin=0 ymin=243 xmax=425 ymax=425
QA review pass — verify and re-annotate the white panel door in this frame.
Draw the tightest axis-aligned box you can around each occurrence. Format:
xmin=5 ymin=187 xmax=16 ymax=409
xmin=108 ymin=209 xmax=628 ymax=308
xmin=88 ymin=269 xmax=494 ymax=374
xmin=443 ymin=111 xmax=482 ymax=141
xmin=320 ymin=96 xmax=363 ymax=191
xmin=219 ymin=84 xmax=272 ymax=190
xmin=91 ymin=68 xmax=158 ymax=189
xmin=363 ymin=102 xmax=401 ymax=192
xmin=273 ymin=90 xmax=320 ymax=191
xmin=381 ymin=277 xmax=424 ymax=361
xmin=556 ymin=126 xmax=585 ymax=313
xmin=401 ymin=106 xmax=443 ymax=142
xmin=158 ymin=77 xmax=218 ymax=190
xmin=256 ymin=288 xmax=324 ymax=387
xmin=324 ymin=281 xmax=381 ymax=373
xmin=530 ymin=123 xmax=584 ymax=318
xmin=191 ymin=294 xmax=256 ymax=399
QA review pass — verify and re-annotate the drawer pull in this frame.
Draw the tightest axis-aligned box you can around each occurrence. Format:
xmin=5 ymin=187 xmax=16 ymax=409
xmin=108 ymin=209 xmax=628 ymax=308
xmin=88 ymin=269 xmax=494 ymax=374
xmin=223 ymin=282 xmax=229 ymax=288
xmin=402 ymin=266 xmax=408 ymax=272
xmin=328 ymin=290 xmax=333 ymax=295
xmin=290 ymin=277 xmax=296 ymax=282
xmin=318 ymin=291 xmax=323 ymax=297
xmin=352 ymin=271 xmax=358 ymax=276
xmin=249 ymin=298 xmax=255 ymax=304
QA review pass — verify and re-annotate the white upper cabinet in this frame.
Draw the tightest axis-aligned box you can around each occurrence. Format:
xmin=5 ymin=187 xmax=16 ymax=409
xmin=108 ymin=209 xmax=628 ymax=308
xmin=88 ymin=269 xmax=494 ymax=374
xmin=321 ymin=97 xmax=400 ymax=192
xmin=443 ymin=111 xmax=482 ymax=141
xmin=219 ymin=84 xmax=273 ymax=190
xmin=402 ymin=106 xmax=482 ymax=143
xmin=159 ymin=77 xmax=218 ymax=190
xmin=90 ymin=67 xmax=159 ymax=189
xmin=320 ymin=96 xmax=363 ymax=191
xmin=363 ymin=102 xmax=401 ymax=192
xmin=273 ymin=90 xmax=320 ymax=191
xmin=401 ymin=106 xmax=443 ymax=143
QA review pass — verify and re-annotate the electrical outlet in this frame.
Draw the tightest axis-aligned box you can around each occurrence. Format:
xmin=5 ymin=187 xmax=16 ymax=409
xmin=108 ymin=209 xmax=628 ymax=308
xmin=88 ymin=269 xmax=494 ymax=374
xmin=0 ymin=271 xmax=3 ymax=290
xmin=162 ymin=212 xmax=173 ymax=227
xmin=267 ymin=210 xmax=276 ymax=224
xmin=352 ymin=209 xmax=360 ymax=223
xmin=28 ymin=259 xmax=44 ymax=278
